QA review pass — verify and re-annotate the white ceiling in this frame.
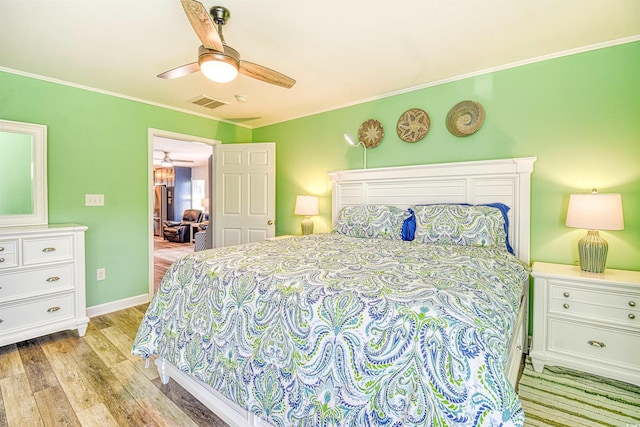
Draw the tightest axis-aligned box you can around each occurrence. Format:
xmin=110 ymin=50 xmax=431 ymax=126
xmin=1 ymin=0 xmax=639 ymax=131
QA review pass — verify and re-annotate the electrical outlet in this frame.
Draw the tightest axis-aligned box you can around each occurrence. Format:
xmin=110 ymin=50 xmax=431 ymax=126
xmin=85 ymin=194 xmax=104 ymax=206
xmin=97 ymin=268 xmax=106 ymax=281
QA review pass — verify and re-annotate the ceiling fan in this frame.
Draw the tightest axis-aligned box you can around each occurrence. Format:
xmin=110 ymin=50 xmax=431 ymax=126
xmin=156 ymin=151 xmax=194 ymax=167
xmin=158 ymin=0 xmax=296 ymax=88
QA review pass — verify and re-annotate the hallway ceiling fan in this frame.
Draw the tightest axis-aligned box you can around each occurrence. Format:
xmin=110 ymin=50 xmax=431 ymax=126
xmin=158 ymin=0 xmax=296 ymax=88
xmin=157 ymin=151 xmax=194 ymax=167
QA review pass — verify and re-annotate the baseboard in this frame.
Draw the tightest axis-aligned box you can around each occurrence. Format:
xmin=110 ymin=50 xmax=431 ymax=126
xmin=86 ymin=293 xmax=150 ymax=318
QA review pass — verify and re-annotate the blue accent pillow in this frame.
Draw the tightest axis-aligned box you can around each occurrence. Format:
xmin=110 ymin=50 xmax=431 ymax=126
xmin=401 ymin=208 xmax=416 ymax=241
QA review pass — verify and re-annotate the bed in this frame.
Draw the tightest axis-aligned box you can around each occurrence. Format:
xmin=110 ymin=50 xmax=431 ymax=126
xmin=133 ymin=157 xmax=536 ymax=426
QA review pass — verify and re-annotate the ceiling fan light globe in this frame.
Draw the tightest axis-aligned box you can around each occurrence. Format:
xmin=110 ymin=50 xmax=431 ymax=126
xmin=199 ymin=53 xmax=239 ymax=83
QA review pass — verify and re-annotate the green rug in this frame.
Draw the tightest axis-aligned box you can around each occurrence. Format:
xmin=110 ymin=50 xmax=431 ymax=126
xmin=518 ymin=357 xmax=640 ymax=426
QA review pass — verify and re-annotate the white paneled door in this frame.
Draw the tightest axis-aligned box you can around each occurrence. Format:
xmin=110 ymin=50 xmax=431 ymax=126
xmin=213 ymin=143 xmax=275 ymax=247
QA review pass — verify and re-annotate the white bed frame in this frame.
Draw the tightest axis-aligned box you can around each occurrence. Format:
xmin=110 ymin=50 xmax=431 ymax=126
xmin=154 ymin=157 xmax=537 ymax=427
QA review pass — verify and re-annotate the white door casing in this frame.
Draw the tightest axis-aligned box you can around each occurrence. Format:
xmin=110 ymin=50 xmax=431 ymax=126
xmin=213 ymin=143 xmax=275 ymax=247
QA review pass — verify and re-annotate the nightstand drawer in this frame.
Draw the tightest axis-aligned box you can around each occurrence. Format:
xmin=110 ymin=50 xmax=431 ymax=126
xmin=550 ymin=282 xmax=638 ymax=310
xmin=0 ymin=293 xmax=75 ymax=334
xmin=0 ymin=264 xmax=74 ymax=301
xmin=550 ymin=298 xmax=639 ymax=328
xmin=23 ymin=235 xmax=74 ymax=265
xmin=548 ymin=318 xmax=640 ymax=368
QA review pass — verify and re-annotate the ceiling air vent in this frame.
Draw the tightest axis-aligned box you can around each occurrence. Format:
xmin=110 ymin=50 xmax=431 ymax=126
xmin=188 ymin=95 xmax=229 ymax=110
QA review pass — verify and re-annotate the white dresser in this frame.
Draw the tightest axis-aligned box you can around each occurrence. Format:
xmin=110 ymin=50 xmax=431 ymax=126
xmin=530 ymin=262 xmax=640 ymax=385
xmin=0 ymin=224 xmax=88 ymax=347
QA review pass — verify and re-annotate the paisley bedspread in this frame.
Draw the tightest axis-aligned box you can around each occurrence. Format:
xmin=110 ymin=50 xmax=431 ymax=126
xmin=133 ymin=233 xmax=530 ymax=426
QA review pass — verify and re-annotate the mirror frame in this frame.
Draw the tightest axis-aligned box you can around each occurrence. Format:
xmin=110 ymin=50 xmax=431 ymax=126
xmin=0 ymin=119 xmax=48 ymax=227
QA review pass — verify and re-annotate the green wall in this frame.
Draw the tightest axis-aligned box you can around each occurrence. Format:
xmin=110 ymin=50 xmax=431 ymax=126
xmin=256 ymin=40 xmax=640 ymax=272
xmin=0 ymin=72 xmax=251 ymax=307
xmin=1 ymin=40 xmax=638 ymax=311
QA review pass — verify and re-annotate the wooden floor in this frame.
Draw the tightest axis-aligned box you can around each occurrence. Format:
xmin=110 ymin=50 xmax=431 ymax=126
xmin=0 ymin=304 xmax=227 ymax=427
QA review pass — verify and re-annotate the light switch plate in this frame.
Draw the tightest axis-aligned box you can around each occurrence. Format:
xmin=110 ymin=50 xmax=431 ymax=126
xmin=85 ymin=194 xmax=104 ymax=206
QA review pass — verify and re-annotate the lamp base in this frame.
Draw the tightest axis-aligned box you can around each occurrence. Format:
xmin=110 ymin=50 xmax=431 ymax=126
xmin=300 ymin=217 xmax=314 ymax=235
xmin=578 ymin=230 xmax=608 ymax=273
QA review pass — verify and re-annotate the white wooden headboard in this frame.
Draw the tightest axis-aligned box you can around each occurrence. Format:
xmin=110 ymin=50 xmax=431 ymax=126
xmin=328 ymin=157 xmax=537 ymax=263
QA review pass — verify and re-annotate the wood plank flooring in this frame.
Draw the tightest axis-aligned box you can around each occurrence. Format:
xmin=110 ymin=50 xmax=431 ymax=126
xmin=0 ymin=304 xmax=228 ymax=427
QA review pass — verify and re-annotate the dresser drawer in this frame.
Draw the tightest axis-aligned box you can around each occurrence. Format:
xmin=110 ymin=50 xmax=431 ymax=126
xmin=0 ymin=264 xmax=74 ymax=302
xmin=23 ymin=235 xmax=74 ymax=265
xmin=0 ymin=293 xmax=75 ymax=334
xmin=0 ymin=240 xmax=18 ymax=269
xmin=548 ymin=318 xmax=640 ymax=369
xmin=0 ymin=240 xmax=17 ymax=255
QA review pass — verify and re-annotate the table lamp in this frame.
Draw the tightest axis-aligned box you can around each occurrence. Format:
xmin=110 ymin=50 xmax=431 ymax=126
xmin=294 ymin=195 xmax=319 ymax=235
xmin=566 ymin=189 xmax=624 ymax=273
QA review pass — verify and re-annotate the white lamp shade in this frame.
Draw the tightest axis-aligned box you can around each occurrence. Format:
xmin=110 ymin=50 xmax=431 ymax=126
xmin=294 ymin=195 xmax=319 ymax=216
xmin=566 ymin=193 xmax=624 ymax=230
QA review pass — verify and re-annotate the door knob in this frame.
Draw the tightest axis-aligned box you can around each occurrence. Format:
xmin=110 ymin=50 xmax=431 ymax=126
xmin=267 ymin=220 xmax=274 ymax=225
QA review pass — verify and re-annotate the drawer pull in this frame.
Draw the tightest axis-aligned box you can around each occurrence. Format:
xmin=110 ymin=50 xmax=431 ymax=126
xmin=0 ymin=319 xmax=3 ymax=324
xmin=563 ymin=303 xmax=570 ymax=309
xmin=630 ymin=314 xmax=636 ymax=320
xmin=46 ymin=276 xmax=61 ymax=282
xmin=630 ymin=301 xmax=637 ymax=307
xmin=42 ymin=247 xmax=57 ymax=253
xmin=563 ymin=292 xmax=570 ymax=298
xmin=0 ymin=258 xmax=4 ymax=263
xmin=587 ymin=340 xmax=606 ymax=348
xmin=0 ymin=246 xmax=4 ymax=251
xmin=47 ymin=306 xmax=61 ymax=313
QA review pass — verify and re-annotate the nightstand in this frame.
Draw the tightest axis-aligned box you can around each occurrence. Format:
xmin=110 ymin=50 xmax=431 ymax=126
xmin=530 ymin=262 xmax=640 ymax=385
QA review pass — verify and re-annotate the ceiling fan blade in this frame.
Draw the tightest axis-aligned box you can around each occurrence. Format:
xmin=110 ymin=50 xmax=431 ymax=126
xmin=239 ymin=61 xmax=296 ymax=89
xmin=157 ymin=62 xmax=200 ymax=79
xmin=180 ymin=0 xmax=224 ymax=52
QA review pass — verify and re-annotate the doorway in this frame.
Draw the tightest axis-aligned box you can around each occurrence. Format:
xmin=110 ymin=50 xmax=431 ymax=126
xmin=147 ymin=128 xmax=217 ymax=296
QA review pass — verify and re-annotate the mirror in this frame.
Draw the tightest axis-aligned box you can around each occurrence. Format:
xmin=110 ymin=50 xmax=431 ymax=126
xmin=0 ymin=119 xmax=48 ymax=226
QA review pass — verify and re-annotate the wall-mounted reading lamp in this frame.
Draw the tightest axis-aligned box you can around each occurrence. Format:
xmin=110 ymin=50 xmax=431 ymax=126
xmin=344 ymin=134 xmax=367 ymax=169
